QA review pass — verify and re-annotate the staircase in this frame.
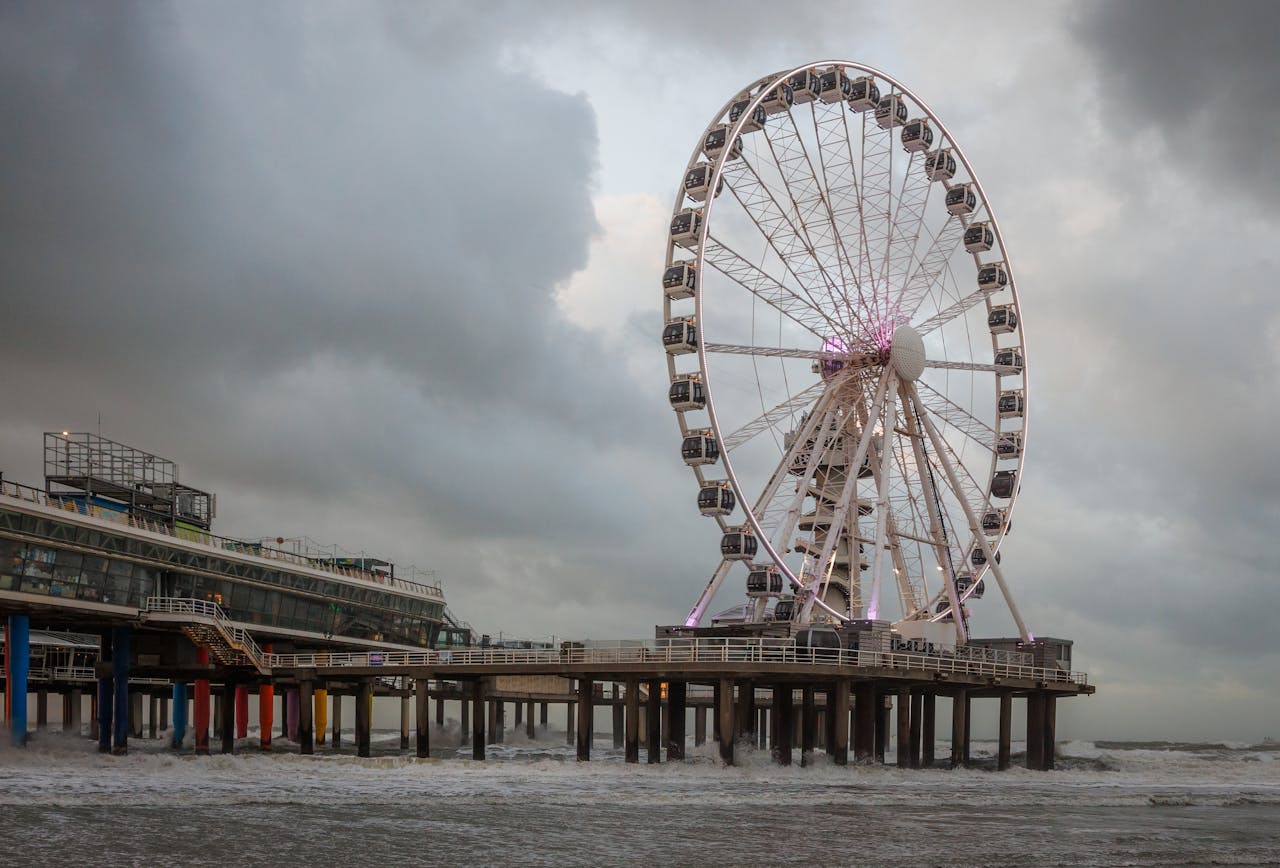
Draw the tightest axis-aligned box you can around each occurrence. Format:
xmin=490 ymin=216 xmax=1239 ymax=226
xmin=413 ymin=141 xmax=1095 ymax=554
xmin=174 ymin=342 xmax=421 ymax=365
xmin=143 ymin=597 xmax=270 ymax=673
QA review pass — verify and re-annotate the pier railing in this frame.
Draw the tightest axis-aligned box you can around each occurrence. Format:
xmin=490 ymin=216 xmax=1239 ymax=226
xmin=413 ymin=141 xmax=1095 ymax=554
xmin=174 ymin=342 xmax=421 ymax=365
xmin=144 ymin=597 xmax=269 ymax=672
xmin=266 ymin=638 xmax=1088 ymax=686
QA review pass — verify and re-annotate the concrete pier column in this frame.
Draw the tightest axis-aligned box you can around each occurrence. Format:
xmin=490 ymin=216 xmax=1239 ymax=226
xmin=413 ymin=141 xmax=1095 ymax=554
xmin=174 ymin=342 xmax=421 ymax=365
xmin=716 ymin=678 xmax=736 ymax=766
xmin=496 ymin=700 xmax=506 ymax=744
xmin=832 ymin=680 xmax=851 ymax=766
xmin=909 ymin=693 xmax=923 ymax=769
xmin=5 ymin=615 xmax=29 ymax=746
xmin=758 ymin=707 xmax=768 ymax=750
xmin=459 ymin=693 xmax=469 ymax=746
xmin=159 ymin=695 xmax=168 ymax=734
xmin=286 ymin=689 xmax=300 ymax=742
xmin=774 ymin=685 xmax=793 ymax=766
xmin=611 ymin=684 xmax=623 ymax=749
xmin=314 ymin=688 xmax=328 ymax=747
xmin=539 ymin=702 xmax=548 ymax=729
xmin=278 ymin=691 xmax=288 ymax=741
xmin=111 ymin=626 xmax=131 ymax=755
xmin=667 ymin=681 xmax=686 ymax=761
xmin=36 ymin=689 xmax=48 ymax=732
xmin=526 ymin=700 xmax=535 ymax=740
xmin=68 ymin=688 xmax=83 ymax=737
xmin=565 ymin=700 xmax=575 ymax=745
xmin=645 ymin=680 xmax=661 ymax=764
xmin=801 ymin=685 xmax=816 ymax=766
xmin=997 ymin=691 xmax=1012 ymax=771
xmin=148 ymin=695 xmax=158 ymax=739
xmin=712 ymin=682 xmax=721 ymax=743
xmin=400 ymin=692 xmax=410 ymax=751
xmin=356 ymin=681 xmax=373 ymax=758
xmin=219 ymin=686 xmax=235 ymax=754
xmin=172 ymin=684 xmax=187 ymax=749
xmin=896 ymin=689 xmax=911 ymax=767
xmin=624 ymin=679 xmax=639 ymax=764
xmin=331 ymin=691 xmax=342 ymax=748
xmin=875 ymin=692 xmax=889 ymax=763
xmin=471 ymin=680 xmax=485 ymax=760
xmin=922 ymin=693 xmax=936 ymax=766
xmin=1043 ymin=694 xmax=1057 ymax=770
xmin=576 ymin=678 xmax=593 ymax=761
xmin=259 ymin=645 xmax=274 ymax=751
xmin=235 ymin=685 xmax=250 ymax=740
xmin=436 ymin=695 xmax=444 ymax=727
xmin=129 ymin=690 xmax=143 ymax=739
xmin=963 ymin=692 xmax=972 ymax=766
xmin=298 ymin=680 xmax=314 ymax=755
xmin=96 ymin=630 xmax=112 ymax=753
xmin=415 ymin=678 xmax=431 ymax=758
xmin=950 ymin=689 xmax=967 ymax=769
xmin=1026 ymin=692 xmax=1044 ymax=770
xmin=737 ymin=679 xmax=755 ymax=743
xmin=89 ymin=689 xmax=98 ymax=741
xmin=853 ymin=682 xmax=875 ymax=762
xmin=694 ymin=705 xmax=706 ymax=747
xmin=514 ymin=700 xmax=523 ymax=728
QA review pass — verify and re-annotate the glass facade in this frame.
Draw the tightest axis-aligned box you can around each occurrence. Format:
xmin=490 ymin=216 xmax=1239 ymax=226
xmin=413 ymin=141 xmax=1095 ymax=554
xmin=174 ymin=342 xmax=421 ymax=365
xmin=0 ymin=508 xmax=444 ymax=647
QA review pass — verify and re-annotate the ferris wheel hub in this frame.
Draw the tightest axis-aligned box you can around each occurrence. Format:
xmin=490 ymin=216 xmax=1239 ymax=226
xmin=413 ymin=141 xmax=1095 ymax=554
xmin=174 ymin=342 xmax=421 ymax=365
xmin=889 ymin=325 xmax=926 ymax=381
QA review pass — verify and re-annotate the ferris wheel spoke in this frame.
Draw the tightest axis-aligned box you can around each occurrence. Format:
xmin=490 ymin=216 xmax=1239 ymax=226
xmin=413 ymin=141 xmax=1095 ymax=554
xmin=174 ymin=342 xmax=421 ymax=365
xmin=864 ymin=371 xmax=899 ymax=620
xmin=703 ymin=342 xmax=825 ymax=360
xmin=722 ymin=381 xmax=827 ymax=452
xmin=912 ymin=285 xmax=990 ymax=336
xmin=701 ymin=235 xmax=837 ymax=339
xmin=906 ymin=381 xmax=1031 ymax=643
xmin=925 ymin=359 xmax=1019 ymax=375
xmin=914 ymin=381 xmax=997 ymax=454
xmin=891 ymin=215 xmax=965 ymax=322
xmin=878 ymin=151 xmax=934 ymax=314
xmin=684 ymin=559 xmax=735 ymax=628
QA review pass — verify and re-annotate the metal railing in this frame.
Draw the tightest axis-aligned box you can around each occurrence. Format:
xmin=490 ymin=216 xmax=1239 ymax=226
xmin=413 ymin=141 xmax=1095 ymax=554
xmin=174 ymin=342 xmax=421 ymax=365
xmin=266 ymin=637 xmax=1088 ymax=685
xmin=2 ymin=479 xmax=444 ymax=600
xmin=144 ymin=597 xmax=268 ymax=672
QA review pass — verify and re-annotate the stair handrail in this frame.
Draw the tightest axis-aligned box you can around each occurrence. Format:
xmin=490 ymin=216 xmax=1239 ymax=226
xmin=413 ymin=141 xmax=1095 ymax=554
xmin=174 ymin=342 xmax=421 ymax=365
xmin=144 ymin=597 xmax=268 ymax=672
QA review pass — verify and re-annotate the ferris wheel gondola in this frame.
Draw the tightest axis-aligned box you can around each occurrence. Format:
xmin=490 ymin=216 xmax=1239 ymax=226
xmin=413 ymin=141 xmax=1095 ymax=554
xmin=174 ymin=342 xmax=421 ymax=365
xmin=661 ymin=62 xmax=1034 ymax=645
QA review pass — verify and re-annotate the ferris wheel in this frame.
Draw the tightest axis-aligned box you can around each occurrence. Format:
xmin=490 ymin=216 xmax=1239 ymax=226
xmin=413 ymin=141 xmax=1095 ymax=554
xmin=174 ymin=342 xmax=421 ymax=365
xmin=662 ymin=62 xmax=1032 ymax=645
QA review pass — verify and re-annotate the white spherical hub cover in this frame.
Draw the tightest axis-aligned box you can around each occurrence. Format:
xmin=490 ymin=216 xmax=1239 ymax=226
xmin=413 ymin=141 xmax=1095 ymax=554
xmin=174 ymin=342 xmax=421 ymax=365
xmin=890 ymin=325 xmax=925 ymax=381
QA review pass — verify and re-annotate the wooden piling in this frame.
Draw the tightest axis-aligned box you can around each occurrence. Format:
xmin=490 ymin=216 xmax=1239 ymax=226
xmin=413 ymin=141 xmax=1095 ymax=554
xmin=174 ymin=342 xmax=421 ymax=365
xmin=832 ymin=680 xmax=850 ymax=766
xmin=356 ymin=681 xmax=372 ymax=758
xmin=801 ymin=685 xmax=816 ymax=766
xmin=667 ymin=681 xmax=686 ymax=761
xmin=774 ymin=685 xmax=793 ymax=766
xmin=950 ymin=689 xmax=967 ymax=769
xmin=997 ymin=691 xmax=1012 ymax=771
xmin=299 ymin=680 xmax=314 ymax=755
xmin=624 ymin=679 xmax=639 ymax=764
xmin=717 ymin=678 xmax=735 ymax=766
xmin=576 ymin=678 xmax=592 ymax=761
xmin=922 ymin=693 xmax=936 ymax=766
xmin=470 ymin=681 xmax=485 ymax=760
xmin=645 ymin=679 xmax=661 ymax=764
xmin=416 ymin=678 xmax=430 ymax=758
xmin=896 ymin=688 xmax=911 ymax=768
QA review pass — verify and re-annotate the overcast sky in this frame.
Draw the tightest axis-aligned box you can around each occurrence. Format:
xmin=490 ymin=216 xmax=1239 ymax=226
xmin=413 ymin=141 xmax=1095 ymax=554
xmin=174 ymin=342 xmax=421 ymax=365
xmin=2 ymin=0 xmax=1277 ymax=741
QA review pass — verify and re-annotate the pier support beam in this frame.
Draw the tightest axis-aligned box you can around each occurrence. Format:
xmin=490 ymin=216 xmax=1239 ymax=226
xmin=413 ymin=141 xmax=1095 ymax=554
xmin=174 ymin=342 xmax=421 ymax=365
xmin=68 ymin=688 xmax=83 ymax=737
xmin=171 ymin=683 xmax=187 ymax=749
xmin=716 ymin=678 xmax=735 ymax=766
xmin=436 ymin=696 xmax=444 ymax=727
xmin=298 ymin=680 xmax=314 ymax=755
xmin=487 ymin=700 xmax=498 ymax=745
xmin=667 ymin=681 xmax=686 ymax=761
xmin=950 ymin=689 xmax=967 ymax=769
xmin=235 ymin=685 xmax=249 ymax=740
xmin=111 ymin=626 xmax=131 ymax=755
xmin=963 ymin=692 xmax=972 ymax=766
xmin=540 ymin=702 xmax=548 ymax=729
xmin=331 ymin=691 xmax=341 ymax=748
xmin=645 ymin=680 xmax=661 ymax=764
xmin=801 ymin=685 xmax=816 ymax=766
xmin=997 ymin=692 xmax=1012 ymax=770
xmin=624 ymin=679 xmax=639 ymax=764
xmin=576 ymin=678 xmax=593 ymax=761
xmin=611 ymin=685 xmax=623 ymax=749
xmin=712 ymin=682 xmax=721 ymax=743
xmin=148 ymin=695 xmax=158 ymax=740
xmin=736 ymin=679 xmax=755 ymax=744
xmin=96 ymin=632 xmax=112 ymax=752
xmin=470 ymin=681 xmax=485 ymax=760
xmin=1026 ymin=692 xmax=1044 ymax=770
xmin=774 ymin=685 xmax=793 ymax=766
xmin=415 ymin=678 xmax=430 ymax=758
xmin=5 ymin=615 xmax=29 ymax=747
xmin=259 ymin=646 xmax=274 ymax=750
xmin=315 ymin=687 xmax=328 ymax=747
xmin=286 ymin=689 xmax=300 ymax=742
xmin=526 ymin=700 xmax=535 ymax=740
xmin=496 ymin=700 xmax=505 ymax=744
xmin=832 ymin=680 xmax=850 ymax=766
xmin=853 ymin=682 xmax=875 ymax=762
xmin=922 ymin=693 xmax=936 ymax=766
xmin=875 ymin=691 xmax=889 ymax=764
xmin=36 ymin=690 xmax=48 ymax=732
xmin=909 ymin=693 xmax=923 ymax=769
xmin=129 ymin=690 xmax=143 ymax=739
xmin=220 ymin=685 xmax=235 ymax=754
xmin=694 ymin=705 xmax=706 ymax=747
xmin=896 ymin=689 xmax=911 ymax=768
xmin=460 ymin=693 xmax=469 ymax=746
xmin=356 ymin=681 xmax=372 ymax=758
xmin=565 ymin=700 xmax=574 ymax=745
xmin=400 ymin=692 xmax=410 ymax=751
xmin=1044 ymin=694 xmax=1057 ymax=770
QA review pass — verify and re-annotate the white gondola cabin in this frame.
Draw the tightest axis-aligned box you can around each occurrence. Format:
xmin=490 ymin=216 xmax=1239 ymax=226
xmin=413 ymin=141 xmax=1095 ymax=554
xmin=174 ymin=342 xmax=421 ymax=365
xmin=786 ymin=70 xmax=822 ymax=104
xmin=901 ymin=118 xmax=934 ymax=152
xmin=988 ymin=304 xmax=1018 ymax=334
xmin=818 ymin=67 xmax=853 ymax=103
xmin=703 ymin=125 xmax=742 ymax=161
xmin=972 ymin=579 xmax=986 ymax=599
xmin=848 ymin=76 xmax=880 ymax=111
xmin=760 ymin=83 xmax=794 ymax=114
xmin=998 ymin=389 xmax=1025 ymax=419
xmin=662 ymin=316 xmax=697 ymax=355
xmin=747 ymin=565 xmax=784 ymax=596
xmin=681 ymin=428 xmax=719 ymax=466
xmin=945 ymin=183 xmax=978 ymax=216
xmin=683 ymin=163 xmax=722 ymax=203
xmin=924 ymin=148 xmax=957 ymax=181
xmin=668 ymin=373 xmax=706 ymax=410
xmin=995 ymin=432 xmax=1023 ymax=459
xmin=978 ymin=261 xmax=1009 ymax=292
xmin=935 ymin=599 xmax=955 ymax=621
xmin=994 ymin=347 xmax=1024 ymax=374
xmin=721 ymin=526 xmax=757 ymax=560
xmin=971 ymin=545 xmax=1001 ymax=567
xmin=875 ymin=94 xmax=908 ymax=129
xmin=964 ymin=221 xmax=994 ymax=253
xmin=697 ymin=481 xmax=734 ymax=516
xmin=729 ymin=98 xmax=767 ymax=133
xmin=991 ymin=469 xmax=1017 ymax=500
xmin=982 ymin=507 xmax=1010 ymax=536
xmin=663 ymin=261 xmax=696 ymax=300
xmin=772 ymin=597 xmax=796 ymax=621
xmin=670 ymin=208 xmax=703 ymax=247
xmin=955 ymin=572 xmax=974 ymax=595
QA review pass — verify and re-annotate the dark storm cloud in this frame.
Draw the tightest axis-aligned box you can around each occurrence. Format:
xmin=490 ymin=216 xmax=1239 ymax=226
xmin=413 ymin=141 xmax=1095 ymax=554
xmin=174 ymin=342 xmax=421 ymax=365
xmin=1073 ymin=0 xmax=1280 ymax=210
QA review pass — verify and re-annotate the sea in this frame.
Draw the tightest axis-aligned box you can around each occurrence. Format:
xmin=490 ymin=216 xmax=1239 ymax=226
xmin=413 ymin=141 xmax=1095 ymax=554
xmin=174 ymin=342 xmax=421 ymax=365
xmin=0 ymin=726 xmax=1276 ymax=867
